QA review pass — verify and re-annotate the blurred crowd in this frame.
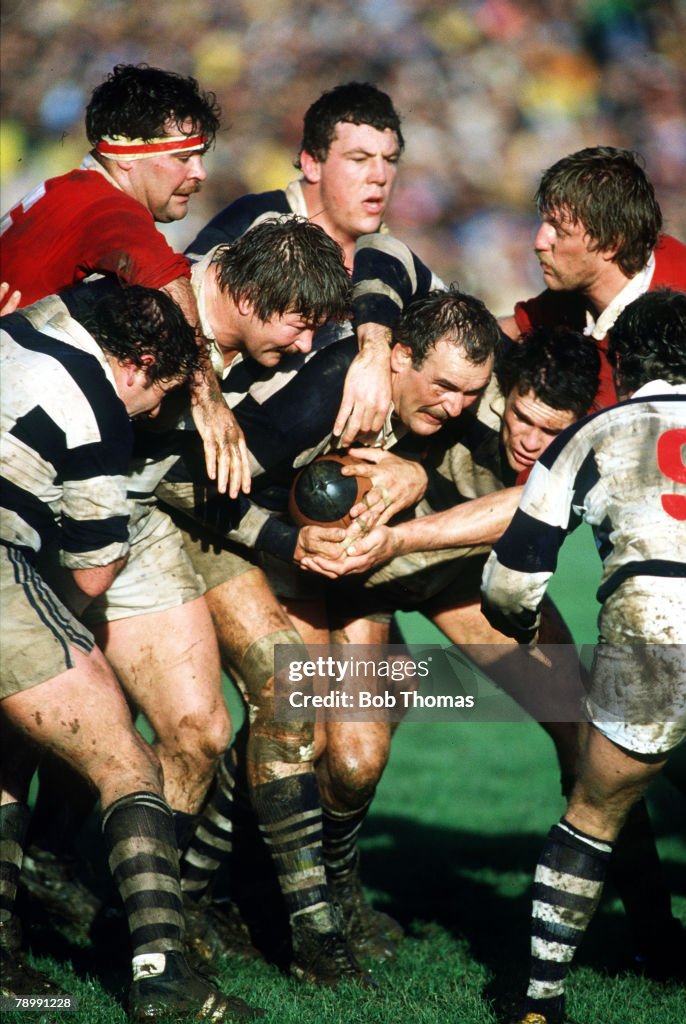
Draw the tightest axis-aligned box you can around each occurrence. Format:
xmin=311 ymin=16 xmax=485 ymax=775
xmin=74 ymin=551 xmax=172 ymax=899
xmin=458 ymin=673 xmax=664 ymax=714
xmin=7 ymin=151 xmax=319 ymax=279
xmin=1 ymin=0 xmax=684 ymax=314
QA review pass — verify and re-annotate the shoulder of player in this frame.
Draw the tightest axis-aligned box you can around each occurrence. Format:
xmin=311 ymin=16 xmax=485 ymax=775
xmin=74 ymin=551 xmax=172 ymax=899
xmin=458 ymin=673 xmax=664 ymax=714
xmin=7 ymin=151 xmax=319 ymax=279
xmin=185 ymin=189 xmax=291 ymax=255
xmin=3 ymin=313 xmax=127 ymax=423
xmin=537 ymin=393 xmax=682 ymax=477
xmin=653 ymin=233 xmax=686 ymax=287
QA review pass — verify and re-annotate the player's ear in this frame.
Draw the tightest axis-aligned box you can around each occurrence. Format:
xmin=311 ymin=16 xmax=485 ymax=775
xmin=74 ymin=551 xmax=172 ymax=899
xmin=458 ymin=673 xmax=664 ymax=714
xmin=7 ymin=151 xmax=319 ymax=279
xmin=390 ymin=343 xmax=413 ymax=371
xmin=299 ymin=149 xmax=322 ymax=184
xmin=236 ymin=294 xmax=255 ymax=318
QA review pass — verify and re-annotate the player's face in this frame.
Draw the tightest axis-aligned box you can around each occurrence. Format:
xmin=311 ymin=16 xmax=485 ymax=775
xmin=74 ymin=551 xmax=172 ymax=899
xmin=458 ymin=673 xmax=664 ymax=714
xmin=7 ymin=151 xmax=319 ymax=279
xmin=242 ymin=311 xmax=317 ymax=367
xmin=126 ymin=118 xmax=207 ymax=223
xmin=391 ymin=337 xmax=493 ymax=436
xmin=124 ymin=371 xmax=183 ymax=419
xmin=534 ymin=207 xmax=614 ymax=293
xmin=304 ymin=122 xmax=400 ymax=245
xmin=501 ymin=387 xmax=577 ymax=471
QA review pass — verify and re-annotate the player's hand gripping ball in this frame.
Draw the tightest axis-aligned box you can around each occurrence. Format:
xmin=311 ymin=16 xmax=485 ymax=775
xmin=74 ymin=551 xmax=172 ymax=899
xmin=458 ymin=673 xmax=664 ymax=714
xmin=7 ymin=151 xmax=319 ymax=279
xmin=289 ymin=450 xmax=372 ymax=528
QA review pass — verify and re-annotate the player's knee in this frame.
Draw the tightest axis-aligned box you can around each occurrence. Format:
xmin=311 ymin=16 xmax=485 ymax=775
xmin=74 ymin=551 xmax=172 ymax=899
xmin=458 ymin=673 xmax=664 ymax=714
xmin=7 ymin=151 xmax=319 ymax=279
xmin=163 ymin=699 xmax=232 ymax=769
xmin=326 ymin=743 xmax=389 ymax=807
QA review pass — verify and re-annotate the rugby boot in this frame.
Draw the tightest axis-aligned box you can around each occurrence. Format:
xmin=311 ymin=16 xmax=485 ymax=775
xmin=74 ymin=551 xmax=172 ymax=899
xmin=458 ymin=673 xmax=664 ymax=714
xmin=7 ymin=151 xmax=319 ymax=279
xmin=505 ymin=995 xmax=579 ymax=1024
xmin=20 ymin=843 xmax=101 ymax=936
xmin=330 ymin=869 xmax=402 ymax=962
xmin=289 ymin=905 xmax=375 ymax=987
xmin=128 ymin=950 xmax=266 ymax=1022
xmin=507 ymin=1015 xmax=579 ymax=1024
xmin=0 ymin=918 xmax=65 ymax=998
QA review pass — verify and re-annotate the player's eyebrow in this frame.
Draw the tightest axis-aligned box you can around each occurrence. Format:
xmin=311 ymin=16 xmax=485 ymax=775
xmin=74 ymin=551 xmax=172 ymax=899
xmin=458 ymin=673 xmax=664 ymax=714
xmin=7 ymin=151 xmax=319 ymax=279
xmin=512 ymin=400 xmax=564 ymax=434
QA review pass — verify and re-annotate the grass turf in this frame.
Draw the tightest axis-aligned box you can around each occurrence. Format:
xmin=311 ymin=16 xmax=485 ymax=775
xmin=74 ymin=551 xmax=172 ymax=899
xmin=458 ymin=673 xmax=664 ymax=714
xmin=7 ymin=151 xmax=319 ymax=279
xmin=8 ymin=526 xmax=686 ymax=1023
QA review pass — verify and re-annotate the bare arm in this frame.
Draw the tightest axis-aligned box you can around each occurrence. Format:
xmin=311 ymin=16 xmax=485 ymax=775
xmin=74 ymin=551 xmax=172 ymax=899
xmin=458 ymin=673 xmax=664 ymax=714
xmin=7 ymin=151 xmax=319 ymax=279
xmin=162 ymin=276 xmax=251 ymax=498
xmin=333 ymin=323 xmax=393 ymax=445
xmin=300 ymin=486 xmax=523 ymax=577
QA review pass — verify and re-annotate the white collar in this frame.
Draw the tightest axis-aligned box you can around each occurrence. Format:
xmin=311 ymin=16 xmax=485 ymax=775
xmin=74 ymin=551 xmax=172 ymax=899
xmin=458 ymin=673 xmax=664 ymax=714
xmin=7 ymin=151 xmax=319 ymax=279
xmin=80 ymin=152 xmax=124 ymax=192
xmin=584 ymin=253 xmax=656 ymax=340
xmin=632 ymin=379 xmax=686 ymax=398
xmin=189 ymin=247 xmax=235 ymax=378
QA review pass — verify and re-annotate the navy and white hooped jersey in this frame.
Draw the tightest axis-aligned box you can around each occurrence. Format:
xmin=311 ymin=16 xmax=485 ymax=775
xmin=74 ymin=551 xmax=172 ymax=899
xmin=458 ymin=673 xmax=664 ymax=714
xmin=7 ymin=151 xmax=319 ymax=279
xmin=352 ymin=232 xmax=445 ymax=330
xmin=185 ymin=182 xmax=306 ymax=259
xmin=481 ymin=382 xmax=686 ymax=642
xmin=1 ymin=310 xmax=131 ymax=567
xmin=185 ymin=182 xmax=436 ymax=337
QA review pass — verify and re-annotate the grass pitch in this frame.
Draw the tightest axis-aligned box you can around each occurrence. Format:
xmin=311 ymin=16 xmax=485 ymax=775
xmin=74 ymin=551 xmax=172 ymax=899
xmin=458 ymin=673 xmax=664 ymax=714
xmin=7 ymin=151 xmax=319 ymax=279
xmin=8 ymin=527 xmax=686 ymax=1023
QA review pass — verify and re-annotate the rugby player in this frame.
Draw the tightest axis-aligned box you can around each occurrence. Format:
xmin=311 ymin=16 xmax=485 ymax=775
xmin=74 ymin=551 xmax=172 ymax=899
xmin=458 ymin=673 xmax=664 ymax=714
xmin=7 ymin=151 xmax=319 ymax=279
xmin=1 ymin=62 xmax=249 ymax=496
xmin=186 ymin=81 xmax=440 ymax=447
xmin=15 ymin=219 xmax=352 ymax=964
xmin=296 ymin=327 xmax=599 ymax=927
xmin=157 ymin=288 xmax=500 ymax=980
xmin=481 ymin=288 xmax=686 ymax=1024
xmin=0 ymin=287 xmax=264 ymax=1020
xmin=499 ymin=146 xmax=686 ymax=407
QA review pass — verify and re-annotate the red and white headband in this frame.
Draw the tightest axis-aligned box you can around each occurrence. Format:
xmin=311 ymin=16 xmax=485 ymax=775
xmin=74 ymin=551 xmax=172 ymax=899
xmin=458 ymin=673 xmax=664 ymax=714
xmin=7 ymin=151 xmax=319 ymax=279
xmin=95 ymin=133 xmax=207 ymax=161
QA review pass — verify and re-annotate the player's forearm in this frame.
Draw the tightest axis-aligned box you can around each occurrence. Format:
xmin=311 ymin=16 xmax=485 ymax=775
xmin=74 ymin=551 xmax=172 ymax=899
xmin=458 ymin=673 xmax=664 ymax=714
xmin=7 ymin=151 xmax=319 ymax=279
xmin=162 ymin=276 xmax=216 ymax=390
xmin=389 ymin=486 xmax=523 ymax=555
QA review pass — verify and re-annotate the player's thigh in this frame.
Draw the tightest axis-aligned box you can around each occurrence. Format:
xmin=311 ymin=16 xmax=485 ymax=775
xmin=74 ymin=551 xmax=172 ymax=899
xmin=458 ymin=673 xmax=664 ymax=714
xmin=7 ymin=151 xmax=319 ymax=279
xmin=95 ymin=596 xmax=225 ymax=738
xmin=2 ymin=644 xmax=160 ymax=804
xmin=205 ymin=568 xmax=297 ymax=659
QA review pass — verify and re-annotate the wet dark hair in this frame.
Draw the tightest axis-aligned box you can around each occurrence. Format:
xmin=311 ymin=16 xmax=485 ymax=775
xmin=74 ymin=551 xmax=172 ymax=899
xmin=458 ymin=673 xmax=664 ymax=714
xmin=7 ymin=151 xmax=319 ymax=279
xmin=536 ymin=147 xmax=662 ymax=276
xmin=393 ymin=288 xmax=501 ymax=369
xmin=295 ymin=81 xmax=404 ymax=167
xmin=80 ymin=285 xmax=201 ymax=383
xmin=497 ymin=326 xmax=600 ymax=417
xmin=86 ymin=64 xmax=220 ymax=148
xmin=212 ymin=217 xmax=351 ymax=325
xmin=607 ymin=288 xmax=686 ymax=394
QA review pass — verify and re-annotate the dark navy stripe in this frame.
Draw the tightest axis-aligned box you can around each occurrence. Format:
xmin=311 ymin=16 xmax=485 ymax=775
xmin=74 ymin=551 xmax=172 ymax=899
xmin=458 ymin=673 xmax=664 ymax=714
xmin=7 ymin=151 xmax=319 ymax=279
xmin=61 ymin=513 xmax=129 ymax=555
xmin=533 ymin=883 xmax=597 ymax=914
xmin=10 ymin=406 xmax=67 ymax=472
xmin=352 ymin=245 xmax=434 ymax=329
xmin=531 ymin=917 xmax=580 ymax=946
xmin=54 ymin=436 xmax=131 ymax=485
xmin=256 ymin=515 xmax=298 ymax=561
xmin=7 ymin=316 xmax=130 ymax=447
xmin=530 ymin=960 xmax=569 ymax=983
xmin=493 ymin=508 xmax=566 ymax=574
xmin=2 ymin=477 xmax=61 ymax=550
xmin=598 ymin=559 xmax=686 ymax=603
xmin=186 ymin=190 xmax=293 ymax=255
xmin=571 ymin=447 xmax=600 ymax=508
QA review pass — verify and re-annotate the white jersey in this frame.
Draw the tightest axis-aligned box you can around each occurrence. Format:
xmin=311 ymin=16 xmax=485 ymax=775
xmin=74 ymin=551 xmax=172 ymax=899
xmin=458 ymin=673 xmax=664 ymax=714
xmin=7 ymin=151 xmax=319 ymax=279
xmin=482 ymin=381 xmax=686 ymax=643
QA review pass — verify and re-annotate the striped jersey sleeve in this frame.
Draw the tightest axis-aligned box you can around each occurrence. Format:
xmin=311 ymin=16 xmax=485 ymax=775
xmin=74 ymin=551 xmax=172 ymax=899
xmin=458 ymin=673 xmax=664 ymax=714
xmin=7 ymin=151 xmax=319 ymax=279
xmin=352 ymin=233 xmax=446 ymax=329
xmin=1 ymin=314 xmax=132 ymax=567
xmin=481 ymin=392 xmax=686 ymax=641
